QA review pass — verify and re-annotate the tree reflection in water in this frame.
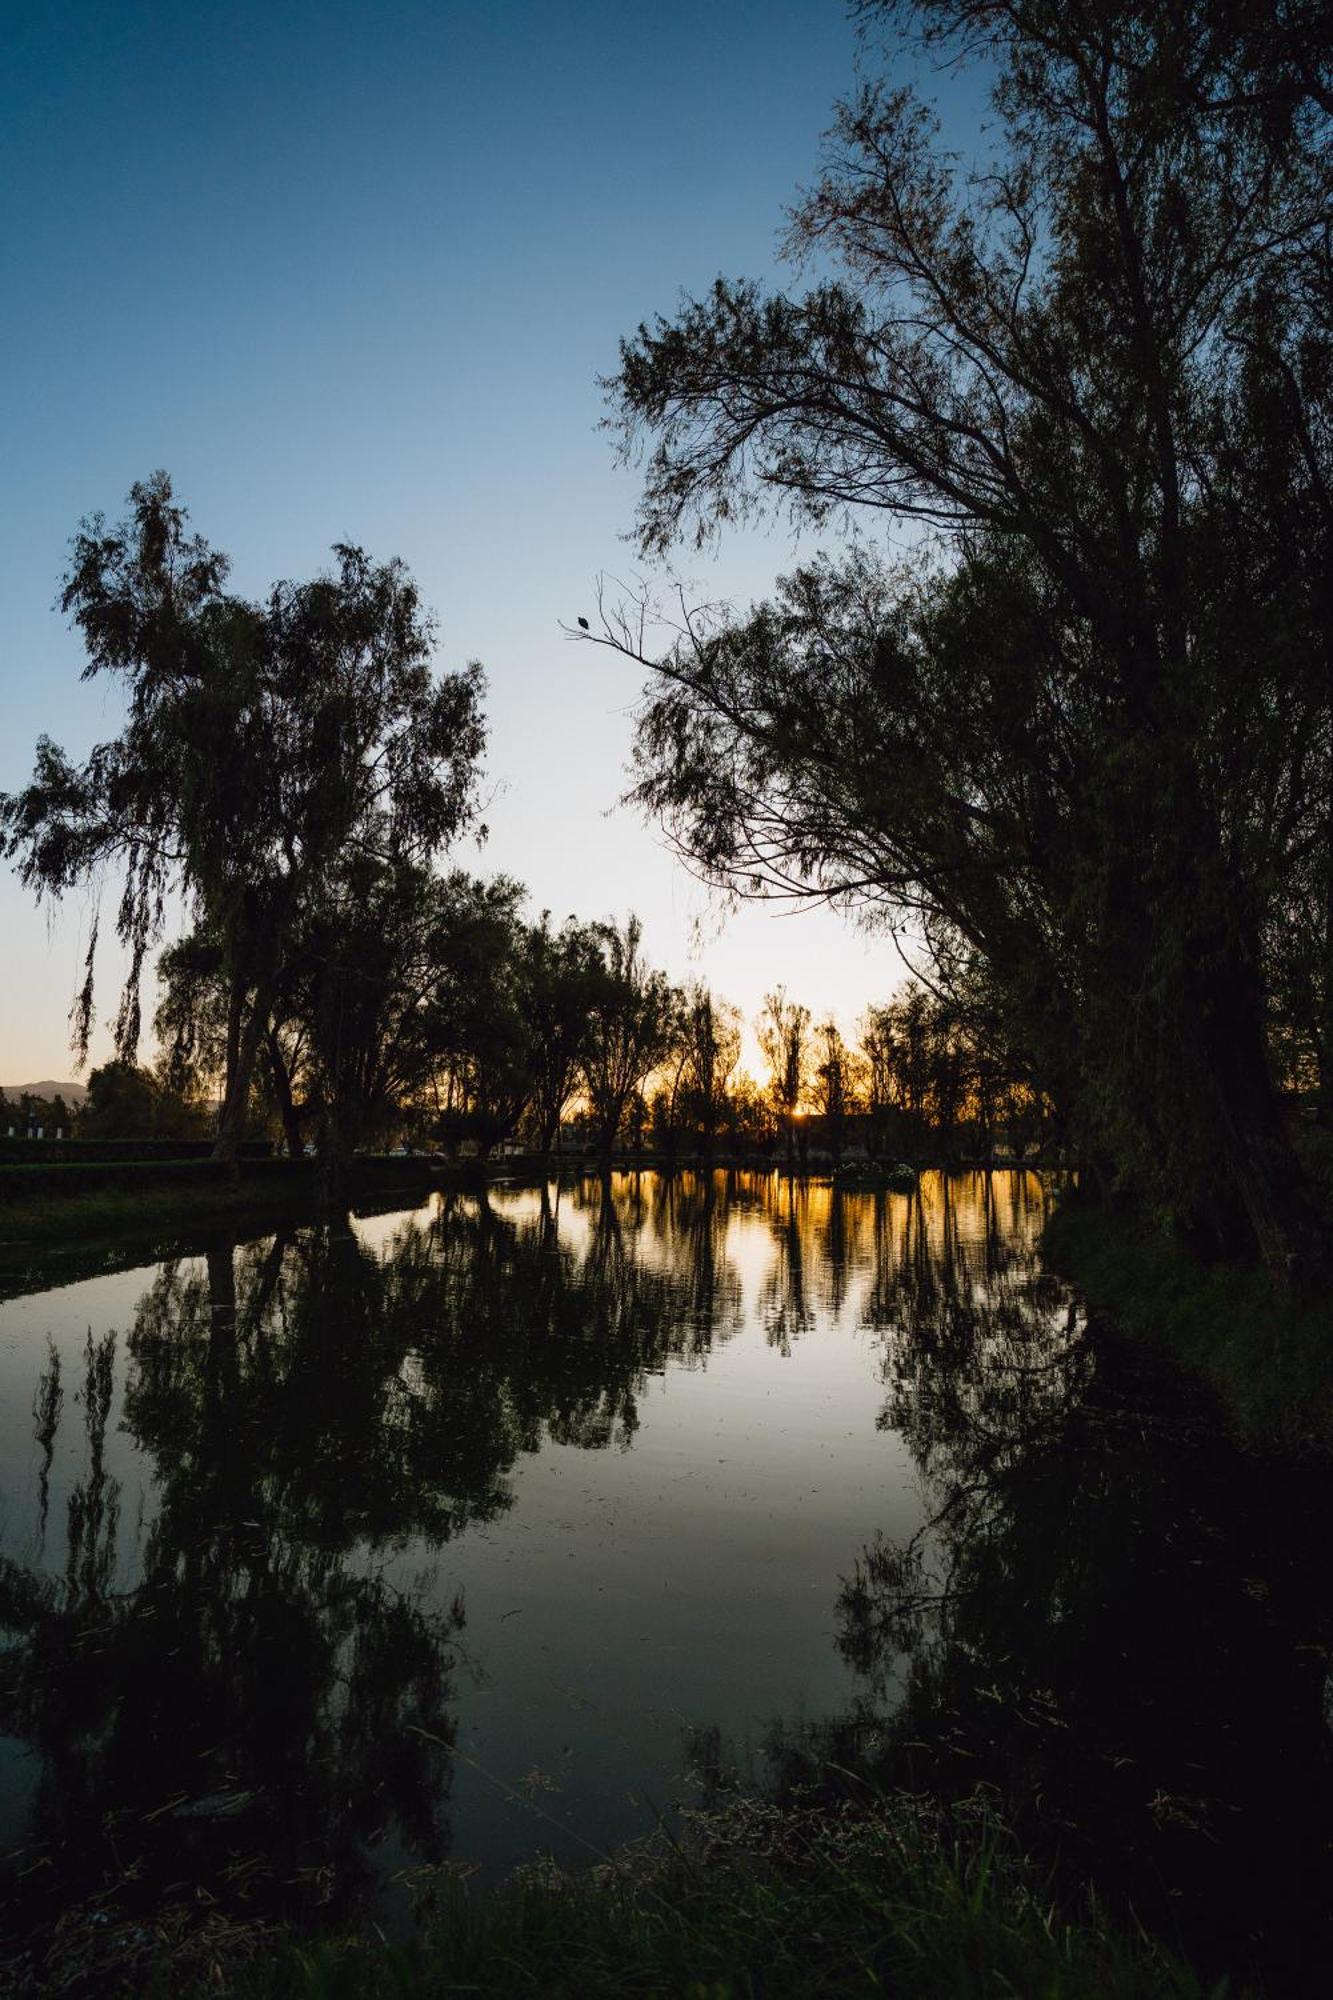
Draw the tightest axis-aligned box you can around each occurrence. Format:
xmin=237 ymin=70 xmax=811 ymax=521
xmin=0 ymin=1181 xmax=737 ymax=1953
xmin=4 ymin=1169 xmax=1329 ymax=1993
xmin=756 ymin=1173 xmax=1333 ymax=1993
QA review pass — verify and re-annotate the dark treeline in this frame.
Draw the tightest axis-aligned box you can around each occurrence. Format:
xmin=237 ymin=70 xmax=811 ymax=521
xmin=594 ymin=0 xmax=1333 ymax=1277
xmin=0 ymin=978 xmax=1056 ymax=1173
xmin=0 ymin=479 xmax=696 ymax=1187
xmin=0 ymin=481 xmax=1053 ymax=1180
xmin=8 ymin=0 xmax=1332 ymax=1275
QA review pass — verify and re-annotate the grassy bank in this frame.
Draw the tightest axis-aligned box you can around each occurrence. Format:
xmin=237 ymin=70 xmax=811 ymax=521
xmin=0 ymin=1156 xmax=482 ymax=1294
xmin=1042 ymin=1199 xmax=1333 ymax=1446
xmin=21 ymin=1794 xmax=1223 ymax=1999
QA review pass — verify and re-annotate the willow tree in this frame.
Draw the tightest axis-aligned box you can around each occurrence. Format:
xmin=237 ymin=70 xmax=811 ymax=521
xmin=602 ymin=1 xmax=1333 ymax=1270
xmin=579 ymin=916 xmax=678 ymax=1164
xmin=1 ymin=475 xmax=486 ymax=1166
xmin=678 ymin=982 xmax=743 ymax=1156
xmin=811 ymin=1019 xmax=860 ymax=1166
xmin=294 ymin=862 xmax=523 ymax=1188
xmin=515 ymin=914 xmax=607 ymax=1154
xmin=757 ymin=988 xmax=810 ymax=1171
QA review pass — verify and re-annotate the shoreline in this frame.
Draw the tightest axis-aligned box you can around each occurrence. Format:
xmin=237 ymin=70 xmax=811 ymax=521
xmin=0 ymin=1154 xmax=1057 ymax=1299
xmin=7 ymin=1788 xmax=1214 ymax=2000
xmin=1041 ymin=1197 xmax=1333 ymax=1450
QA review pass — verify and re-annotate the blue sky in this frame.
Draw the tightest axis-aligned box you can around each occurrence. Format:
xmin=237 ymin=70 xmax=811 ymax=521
xmin=0 ymin=0 xmax=964 ymax=1082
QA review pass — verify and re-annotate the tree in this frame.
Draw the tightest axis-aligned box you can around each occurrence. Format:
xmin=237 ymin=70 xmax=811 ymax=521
xmin=296 ymin=863 xmax=525 ymax=1191
xmin=757 ymin=988 xmax=810 ymax=1171
xmin=1 ymin=475 xmax=486 ymax=1169
xmin=421 ymin=879 xmax=534 ymax=1162
xmin=515 ymin=915 xmax=606 ymax=1153
xmin=859 ymin=1005 xmax=897 ymax=1159
xmin=78 ymin=1060 xmax=204 ymax=1142
xmin=79 ymin=1063 xmax=160 ymax=1141
xmin=156 ymin=927 xmax=312 ymax=1159
xmin=580 ymin=917 xmax=677 ymax=1164
xmin=678 ymin=982 xmax=743 ymax=1157
xmin=811 ymin=1018 xmax=859 ymax=1165
xmin=723 ymin=1072 xmax=771 ymax=1152
xmin=603 ymin=2 xmax=1333 ymax=1271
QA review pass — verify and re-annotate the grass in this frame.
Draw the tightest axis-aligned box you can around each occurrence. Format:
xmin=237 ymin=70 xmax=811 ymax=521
xmin=1042 ymin=1196 xmax=1333 ymax=1446
xmin=0 ymin=1155 xmax=480 ymax=1295
xmin=18 ymin=1793 xmax=1228 ymax=2000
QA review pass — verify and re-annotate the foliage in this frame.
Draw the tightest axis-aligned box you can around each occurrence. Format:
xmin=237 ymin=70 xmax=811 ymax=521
xmin=1043 ymin=1195 xmax=1333 ymax=1446
xmin=677 ymin=982 xmax=742 ymax=1149
xmin=40 ymin=1790 xmax=1226 ymax=1998
xmin=79 ymin=1059 xmax=208 ymax=1141
xmin=579 ymin=916 xmax=679 ymax=1160
xmin=515 ymin=913 xmax=607 ymax=1151
xmin=293 ymin=862 xmax=525 ymax=1183
xmin=605 ymin=1 xmax=1333 ymax=1270
xmin=756 ymin=987 xmax=810 ymax=1167
xmin=811 ymin=1018 xmax=861 ymax=1164
xmin=1 ymin=475 xmax=487 ymax=1162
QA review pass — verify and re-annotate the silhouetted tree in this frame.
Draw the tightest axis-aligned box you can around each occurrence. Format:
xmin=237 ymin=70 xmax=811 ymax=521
xmin=78 ymin=1059 xmax=205 ymax=1141
xmin=678 ymin=982 xmax=743 ymax=1156
xmin=858 ymin=1005 xmax=896 ymax=1158
xmin=811 ymin=1018 xmax=860 ymax=1165
xmin=155 ymin=926 xmax=312 ymax=1157
xmin=603 ymin=3 xmax=1333 ymax=1271
xmin=516 ymin=914 xmax=607 ymax=1152
xmin=1 ymin=476 xmax=486 ymax=1169
xmin=580 ymin=916 xmax=677 ymax=1164
xmin=757 ymin=987 xmax=810 ymax=1171
xmin=297 ymin=863 xmax=525 ymax=1190
xmin=424 ymin=887 xmax=534 ymax=1161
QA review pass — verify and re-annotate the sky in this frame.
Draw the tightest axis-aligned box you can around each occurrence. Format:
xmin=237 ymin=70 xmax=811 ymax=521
xmin=0 ymin=0 xmax=964 ymax=1084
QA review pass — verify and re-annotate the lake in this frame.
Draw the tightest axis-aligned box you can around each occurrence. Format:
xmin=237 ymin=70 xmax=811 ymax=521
xmin=2 ymin=1169 xmax=1331 ymax=1990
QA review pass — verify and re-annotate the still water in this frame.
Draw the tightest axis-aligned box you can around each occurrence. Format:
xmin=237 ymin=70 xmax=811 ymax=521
xmin=1 ymin=1171 xmax=1332 ymax=1988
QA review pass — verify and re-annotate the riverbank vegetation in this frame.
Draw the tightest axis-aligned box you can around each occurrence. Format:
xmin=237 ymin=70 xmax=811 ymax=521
xmin=0 ymin=1172 xmax=1307 ymax=1993
xmin=1 ymin=918 xmax=1057 ymax=1192
xmin=1045 ymin=1196 xmax=1333 ymax=1448
xmin=29 ymin=1792 xmax=1214 ymax=1999
xmin=0 ymin=1156 xmax=482 ymax=1295
xmin=599 ymin=0 xmax=1333 ymax=1287
xmin=2 ymin=0 xmax=1333 ymax=1994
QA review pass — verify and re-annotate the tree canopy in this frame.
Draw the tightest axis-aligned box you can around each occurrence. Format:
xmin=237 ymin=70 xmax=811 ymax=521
xmin=1 ymin=474 xmax=487 ymax=1163
xmin=603 ymin=0 xmax=1333 ymax=1269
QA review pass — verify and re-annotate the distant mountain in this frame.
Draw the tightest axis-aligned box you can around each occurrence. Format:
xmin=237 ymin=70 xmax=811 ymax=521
xmin=1 ymin=1080 xmax=89 ymax=1104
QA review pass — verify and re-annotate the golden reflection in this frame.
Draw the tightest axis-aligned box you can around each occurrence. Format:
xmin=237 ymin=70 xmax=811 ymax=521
xmin=483 ymin=1167 xmax=1061 ymax=1355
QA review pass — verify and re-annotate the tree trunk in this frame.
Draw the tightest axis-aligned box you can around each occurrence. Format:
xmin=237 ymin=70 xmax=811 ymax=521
xmin=213 ymin=982 xmax=272 ymax=1176
xmin=1196 ymin=948 xmax=1312 ymax=1281
xmin=316 ymin=1126 xmax=351 ymax=1207
xmin=1316 ymin=800 xmax=1333 ymax=1129
xmin=220 ymin=976 xmax=243 ymax=1135
xmin=267 ymin=1027 xmax=303 ymax=1158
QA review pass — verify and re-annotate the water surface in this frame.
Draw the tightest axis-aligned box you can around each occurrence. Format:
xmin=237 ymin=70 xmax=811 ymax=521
xmin=1 ymin=1170 xmax=1330 ymax=1990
